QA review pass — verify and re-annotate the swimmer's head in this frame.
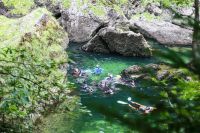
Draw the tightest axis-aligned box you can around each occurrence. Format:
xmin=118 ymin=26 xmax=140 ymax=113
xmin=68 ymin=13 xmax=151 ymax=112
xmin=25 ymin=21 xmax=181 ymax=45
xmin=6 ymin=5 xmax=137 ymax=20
xmin=128 ymin=97 xmax=132 ymax=101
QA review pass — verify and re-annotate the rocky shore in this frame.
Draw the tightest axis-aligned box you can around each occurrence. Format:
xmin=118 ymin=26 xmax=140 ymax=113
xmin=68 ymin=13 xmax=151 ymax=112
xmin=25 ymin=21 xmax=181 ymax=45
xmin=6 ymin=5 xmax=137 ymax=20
xmin=2 ymin=0 xmax=194 ymax=54
xmin=0 ymin=0 xmax=195 ymax=131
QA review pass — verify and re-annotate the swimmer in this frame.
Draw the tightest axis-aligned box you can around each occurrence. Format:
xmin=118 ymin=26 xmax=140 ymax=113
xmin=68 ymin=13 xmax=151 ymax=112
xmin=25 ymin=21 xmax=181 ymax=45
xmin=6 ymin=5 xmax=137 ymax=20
xmin=72 ymin=68 xmax=81 ymax=77
xmin=93 ymin=65 xmax=103 ymax=75
xmin=127 ymin=97 xmax=155 ymax=114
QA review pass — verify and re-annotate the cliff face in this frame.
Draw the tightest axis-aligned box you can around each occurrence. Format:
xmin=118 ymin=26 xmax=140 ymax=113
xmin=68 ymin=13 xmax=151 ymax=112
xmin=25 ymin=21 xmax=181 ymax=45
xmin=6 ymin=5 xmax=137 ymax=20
xmin=0 ymin=8 xmax=69 ymax=131
xmin=1 ymin=0 xmax=35 ymax=17
xmin=0 ymin=7 xmax=68 ymax=65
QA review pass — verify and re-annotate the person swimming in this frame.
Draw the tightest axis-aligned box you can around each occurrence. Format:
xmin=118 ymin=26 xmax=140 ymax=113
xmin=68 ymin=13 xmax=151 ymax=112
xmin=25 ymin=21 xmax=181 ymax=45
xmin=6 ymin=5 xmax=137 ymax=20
xmin=93 ymin=65 xmax=103 ymax=75
xmin=99 ymin=74 xmax=113 ymax=88
xmin=98 ymin=74 xmax=115 ymax=94
xmin=72 ymin=68 xmax=81 ymax=77
xmin=81 ymin=82 xmax=95 ymax=93
xmin=72 ymin=68 xmax=89 ymax=78
xmin=127 ymin=97 xmax=155 ymax=114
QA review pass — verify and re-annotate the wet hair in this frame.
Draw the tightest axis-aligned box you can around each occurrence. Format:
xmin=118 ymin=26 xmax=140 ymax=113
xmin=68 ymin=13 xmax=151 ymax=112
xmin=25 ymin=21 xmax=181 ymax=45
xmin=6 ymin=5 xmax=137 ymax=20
xmin=89 ymin=88 xmax=94 ymax=93
xmin=146 ymin=107 xmax=151 ymax=110
xmin=73 ymin=68 xmax=81 ymax=75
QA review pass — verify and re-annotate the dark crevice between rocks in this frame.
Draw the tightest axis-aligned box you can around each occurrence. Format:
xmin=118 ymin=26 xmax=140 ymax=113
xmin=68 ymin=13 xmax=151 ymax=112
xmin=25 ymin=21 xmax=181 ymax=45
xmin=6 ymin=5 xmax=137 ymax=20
xmin=34 ymin=0 xmax=62 ymax=19
xmin=0 ymin=1 xmax=8 ymax=16
xmin=54 ymin=12 xmax=61 ymax=19
xmin=51 ymin=5 xmax=62 ymax=19
xmin=90 ymin=22 xmax=109 ymax=38
xmin=99 ymin=36 xmax=111 ymax=52
xmin=129 ymin=25 xmax=140 ymax=33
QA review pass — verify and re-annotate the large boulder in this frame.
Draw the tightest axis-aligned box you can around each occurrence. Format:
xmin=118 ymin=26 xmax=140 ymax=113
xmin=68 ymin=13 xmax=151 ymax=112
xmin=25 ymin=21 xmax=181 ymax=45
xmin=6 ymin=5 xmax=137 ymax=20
xmin=60 ymin=10 xmax=103 ymax=43
xmin=59 ymin=1 xmax=129 ymax=43
xmin=35 ymin=0 xmax=128 ymax=43
xmin=121 ymin=64 xmax=193 ymax=87
xmin=82 ymin=27 xmax=152 ymax=57
xmin=33 ymin=0 xmax=105 ymax=43
xmin=0 ymin=7 xmax=68 ymax=64
xmin=176 ymin=7 xmax=194 ymax=17
xmin=59 ymin=0 xmax=109 ymax=43
xmin=0 ymin=7 xmax=69 ymax=131
xmin=133 ymin=20 xmax=193 ymax=46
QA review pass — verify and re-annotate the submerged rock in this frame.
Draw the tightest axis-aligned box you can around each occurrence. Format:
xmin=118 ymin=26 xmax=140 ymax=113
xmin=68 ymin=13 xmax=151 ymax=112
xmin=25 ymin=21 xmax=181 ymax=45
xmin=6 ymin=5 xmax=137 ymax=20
xmin=82 ymin=27 xmax=152 ymax=57
xmin=122 ymin=65 xmax=143 ymax=76
xmin=122 ymin=64 xmax=191 ymax=86
xmin=133 ymin=20 xmax=193 ymax=46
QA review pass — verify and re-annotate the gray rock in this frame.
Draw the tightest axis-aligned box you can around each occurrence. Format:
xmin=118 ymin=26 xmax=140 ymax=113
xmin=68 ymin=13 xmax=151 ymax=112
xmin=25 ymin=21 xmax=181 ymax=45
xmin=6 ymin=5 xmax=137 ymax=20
xmin=145 ymin=64 xmax=160 ymax=70
xmin=60 ymin=1 xmax=103 ymax=43
xmin=146 ymin=3 xmax=162 ymax=16
xmin=134 ymin=20 xmax=193 ymax=46
xmin=122 ymin=65 xmax=143 ymax=75
xmin=82 ymin=27 xmax=152 ymax=57
xmin=59 ymin=2 xmax=128 ymax=43
xmin=176 ymin=7 xmax=194 ymax=16
xmin=82 ymin=35 xmax=110 ymax=54
xmin=61 ymin=12 xmax=102 ymax=43
xmin=35 ymin=0 xmax=105 ymax=43
xmin=0 ymin=1 xmax=8 ymax=16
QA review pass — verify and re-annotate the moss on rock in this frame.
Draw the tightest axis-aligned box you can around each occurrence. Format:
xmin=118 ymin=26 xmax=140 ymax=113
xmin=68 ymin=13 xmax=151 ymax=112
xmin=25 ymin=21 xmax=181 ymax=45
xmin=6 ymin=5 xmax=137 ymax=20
xmin=0 ymin=7 xmax=68 ymax=63
xmin=0 ymin=8 xmax=69 ymax=131
xmin=2 ymin=0 xmax=35 ymax=16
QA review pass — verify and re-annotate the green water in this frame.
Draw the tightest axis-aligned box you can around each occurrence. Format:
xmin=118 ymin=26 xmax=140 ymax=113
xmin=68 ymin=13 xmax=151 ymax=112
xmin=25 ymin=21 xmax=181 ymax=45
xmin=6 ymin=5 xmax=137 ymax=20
xmin=54 ymin=43 xmax=158 ymax=133
xmin=41 ymin=42 xmax=191 ymax=133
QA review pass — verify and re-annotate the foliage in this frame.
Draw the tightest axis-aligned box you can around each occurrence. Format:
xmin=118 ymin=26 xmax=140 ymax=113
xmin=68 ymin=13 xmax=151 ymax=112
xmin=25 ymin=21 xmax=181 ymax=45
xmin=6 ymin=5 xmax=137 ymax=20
xmin=40 ymin=0 xmax=71 ymax=8
xmin=0 ymin=47 xmax=68 ymax=132
xmin=69 ymin=0 xmax=130 ymax=17
xmin=62 ymin=0 xmax=71 ymax=8
xmin=1 ymin=0 xmax=194 ymax=17
xmin=84 ymin=63 xmax=200 ymax=133
xmin=141 ymin=0 xmax=193 ymax=7
xmin=2 ymin=0 xmax=35 ymax=15
xmin=132 ymin=12 xmax=161 ymax=21
xmin=0 ymin=8 xmax=70 ymax=132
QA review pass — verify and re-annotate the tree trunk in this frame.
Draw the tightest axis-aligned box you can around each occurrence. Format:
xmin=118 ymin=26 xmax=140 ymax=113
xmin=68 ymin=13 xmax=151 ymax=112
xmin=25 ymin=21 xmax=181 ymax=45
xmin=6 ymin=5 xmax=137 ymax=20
xmin=192 ymin=0 xmax=200 ymax=75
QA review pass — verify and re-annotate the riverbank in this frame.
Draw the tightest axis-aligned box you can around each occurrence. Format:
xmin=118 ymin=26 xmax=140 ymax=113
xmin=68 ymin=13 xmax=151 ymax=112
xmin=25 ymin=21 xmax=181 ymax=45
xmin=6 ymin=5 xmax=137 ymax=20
xmin=1 ymin=0 xmax=199 ymax=132
xmin=34 ymin=42 xmax=195 ymax=133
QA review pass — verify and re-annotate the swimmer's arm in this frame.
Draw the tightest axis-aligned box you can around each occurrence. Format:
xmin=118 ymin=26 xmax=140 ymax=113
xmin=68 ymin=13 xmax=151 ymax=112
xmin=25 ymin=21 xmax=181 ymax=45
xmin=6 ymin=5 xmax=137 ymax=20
xmin=129 ymin=104 xmax=138 ymax=110
xmin=130 ymin=101 xmax=143 ymax=107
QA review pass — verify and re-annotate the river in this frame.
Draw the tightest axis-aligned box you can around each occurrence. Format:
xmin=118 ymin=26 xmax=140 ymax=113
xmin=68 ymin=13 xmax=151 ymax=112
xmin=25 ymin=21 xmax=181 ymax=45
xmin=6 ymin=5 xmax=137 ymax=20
xmin=38 ymin=41 xmax=191 ymax=133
